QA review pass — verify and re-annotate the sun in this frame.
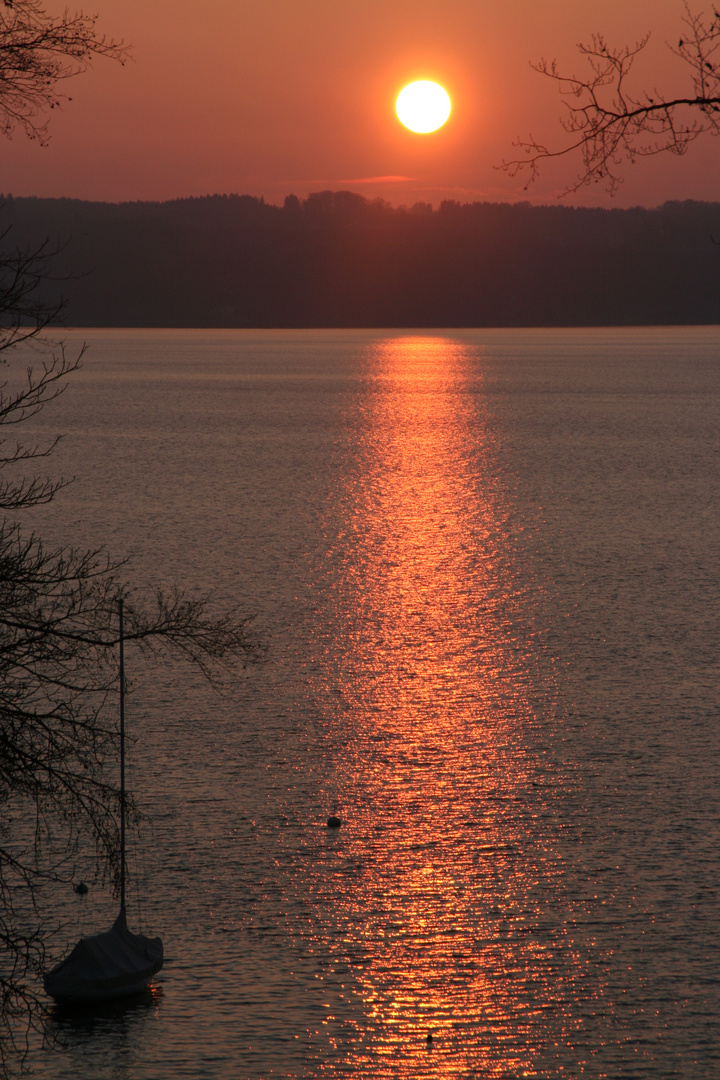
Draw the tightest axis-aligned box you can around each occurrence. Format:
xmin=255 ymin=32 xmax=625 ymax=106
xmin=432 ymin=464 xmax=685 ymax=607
xmin=396 ymin=81 xmax=451 ymax=134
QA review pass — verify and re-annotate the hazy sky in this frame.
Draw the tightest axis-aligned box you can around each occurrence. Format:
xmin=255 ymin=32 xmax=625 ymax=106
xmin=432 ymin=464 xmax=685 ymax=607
xmin=4 ymin=0 xmax=720 ymax=207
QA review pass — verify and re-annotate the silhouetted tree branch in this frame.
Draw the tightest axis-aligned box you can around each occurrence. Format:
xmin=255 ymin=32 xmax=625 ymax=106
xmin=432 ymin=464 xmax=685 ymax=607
xmin=0 ymin=539 xmax=262 ymax=1070
xmin=502 ymin=2 xmax=720 ymax=195
xmin=0 ymin=331 xmax=264 ymax=1073
xmin=0 ymin=5 xmax=262 ymax=1077
xmin=0 ymin=356 xmax=264 ymax=1073
xmin=0 ymin=0 xmax=126 ymax=143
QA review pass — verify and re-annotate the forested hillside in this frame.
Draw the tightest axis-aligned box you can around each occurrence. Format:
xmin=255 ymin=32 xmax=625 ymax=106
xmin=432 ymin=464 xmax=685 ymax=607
xmin=4 ymin=191 xmax=720 ymax=326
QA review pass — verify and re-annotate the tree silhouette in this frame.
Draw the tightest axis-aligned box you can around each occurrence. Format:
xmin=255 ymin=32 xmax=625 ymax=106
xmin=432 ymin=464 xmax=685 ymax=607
xmin=0 ymin=6 xmax=261 ymax=1075
xmin=502 ymin=2 xmax=720 ymax=195
xmin=0 ymin=0 xmax=126 ymax=142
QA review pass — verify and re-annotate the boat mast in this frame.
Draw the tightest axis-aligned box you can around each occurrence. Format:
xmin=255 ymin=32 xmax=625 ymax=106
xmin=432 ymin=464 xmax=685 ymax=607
xmin=119 ymin=598 xmax=126 ymax=920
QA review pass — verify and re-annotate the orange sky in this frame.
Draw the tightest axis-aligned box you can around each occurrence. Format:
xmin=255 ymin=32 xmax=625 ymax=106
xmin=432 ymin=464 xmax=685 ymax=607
xmin=4 ymin=0 xmax=720 ymax=208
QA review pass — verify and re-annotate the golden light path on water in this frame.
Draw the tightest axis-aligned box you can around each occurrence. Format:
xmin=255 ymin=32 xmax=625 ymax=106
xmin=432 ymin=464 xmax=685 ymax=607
xmin=306 ymin=337 xmax=586 ymax=1077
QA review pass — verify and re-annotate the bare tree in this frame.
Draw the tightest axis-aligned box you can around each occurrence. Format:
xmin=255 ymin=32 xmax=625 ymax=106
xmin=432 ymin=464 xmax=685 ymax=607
xmin=0 ymin=540 xmax=261 ymax=1070
xmin=0 ymin=5 xmax=262 ymax=1076
xmin=502 ymin=2 xmax=720 ymax=195
xmin=0 ymin=0 xmax=126 ymax=143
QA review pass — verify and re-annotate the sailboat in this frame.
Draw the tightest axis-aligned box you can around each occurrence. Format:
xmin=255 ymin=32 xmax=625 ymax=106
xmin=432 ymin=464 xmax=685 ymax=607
xmin=44 ymin=599 xmax=163 ymax=1005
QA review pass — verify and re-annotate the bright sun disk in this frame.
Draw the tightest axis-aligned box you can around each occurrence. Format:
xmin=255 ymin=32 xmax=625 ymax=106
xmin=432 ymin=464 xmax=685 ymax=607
xmin=396 ymin=80 xmax=451 ymax=134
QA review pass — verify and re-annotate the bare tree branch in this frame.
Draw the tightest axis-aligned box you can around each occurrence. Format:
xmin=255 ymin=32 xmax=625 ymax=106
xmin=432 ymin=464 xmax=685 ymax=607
xmin=501 ymin=3 xmax=720 ymax=195
xmin=0 ymin=0 xmax=127 ymax=143
xmin=0 ymin=529 xmax=264 ymax=1073
xmin=0 ymin=7 xmax=263 ymax=1076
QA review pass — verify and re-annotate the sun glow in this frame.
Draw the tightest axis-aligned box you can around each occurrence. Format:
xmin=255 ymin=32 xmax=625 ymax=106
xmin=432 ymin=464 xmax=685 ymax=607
xmin=396 ymin=81 xmax=451 ymax=134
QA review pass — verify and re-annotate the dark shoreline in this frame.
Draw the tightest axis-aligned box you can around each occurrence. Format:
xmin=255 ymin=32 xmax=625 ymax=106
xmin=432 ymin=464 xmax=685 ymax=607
xmin=4 ymin=192 xmax=720 ymax=328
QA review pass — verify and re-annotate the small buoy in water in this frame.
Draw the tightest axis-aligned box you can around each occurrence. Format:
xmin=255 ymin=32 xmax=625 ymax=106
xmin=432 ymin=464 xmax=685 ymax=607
xmin=327 ymin=815 xmax=342 ymax=828
xmin=426 ymin=1030 xmax=433 ymax=1046
xmin=74 ymin=881 xmax=89 ymax=895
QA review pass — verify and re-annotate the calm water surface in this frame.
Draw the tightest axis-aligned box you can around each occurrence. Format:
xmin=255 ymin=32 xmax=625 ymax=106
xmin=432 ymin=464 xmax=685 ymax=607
xmin=19 ymin=328 xmax=720 ymax=1078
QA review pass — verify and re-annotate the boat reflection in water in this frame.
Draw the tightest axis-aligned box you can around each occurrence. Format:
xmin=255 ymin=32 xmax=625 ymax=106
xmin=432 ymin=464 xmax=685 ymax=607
xmin=313 ymin=337 xmax=581 ymax=1076
xmin=46 ymin=984 xmax=163 ymax=1071
xmin=49 ymin=984 xmax=162 ymax=1027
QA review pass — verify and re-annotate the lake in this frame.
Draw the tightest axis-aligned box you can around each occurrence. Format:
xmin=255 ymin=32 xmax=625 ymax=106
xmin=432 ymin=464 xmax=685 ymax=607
xmin=18 ymin=327 xmax=720 ymax=1078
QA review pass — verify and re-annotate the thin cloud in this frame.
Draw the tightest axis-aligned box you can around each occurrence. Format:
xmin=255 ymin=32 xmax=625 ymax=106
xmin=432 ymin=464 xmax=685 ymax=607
xmin=338 ymin=175 xmax=417 ymax=185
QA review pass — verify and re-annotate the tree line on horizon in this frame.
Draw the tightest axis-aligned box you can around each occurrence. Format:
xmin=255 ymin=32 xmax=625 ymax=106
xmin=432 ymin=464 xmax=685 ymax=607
xmin=4 ymin=191 xmax=720 ymax=328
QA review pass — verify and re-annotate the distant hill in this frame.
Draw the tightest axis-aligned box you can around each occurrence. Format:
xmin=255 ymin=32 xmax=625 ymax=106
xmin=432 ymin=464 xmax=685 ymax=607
xmin=3 ymin=191 xmax=720 ymax=327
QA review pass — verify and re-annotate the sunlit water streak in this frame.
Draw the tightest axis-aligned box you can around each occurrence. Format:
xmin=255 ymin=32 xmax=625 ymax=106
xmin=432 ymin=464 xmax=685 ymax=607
xmin=12 ymin=328 xmax=720 ymax=1078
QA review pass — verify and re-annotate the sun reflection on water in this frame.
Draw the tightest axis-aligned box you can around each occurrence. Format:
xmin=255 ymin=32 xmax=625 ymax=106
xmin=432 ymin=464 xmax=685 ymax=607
xmin=313 ymin=336 xmax=577 ymax=1076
